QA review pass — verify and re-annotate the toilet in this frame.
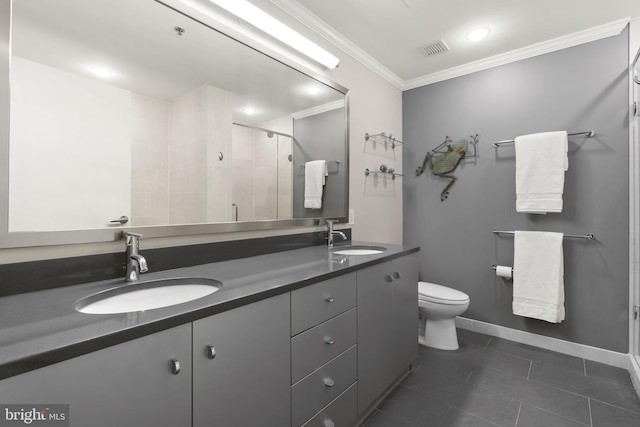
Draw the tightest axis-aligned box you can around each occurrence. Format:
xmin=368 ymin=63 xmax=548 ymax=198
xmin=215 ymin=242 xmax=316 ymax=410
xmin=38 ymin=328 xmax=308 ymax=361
xmin=418 ymin=281 xmax=470 ymax=350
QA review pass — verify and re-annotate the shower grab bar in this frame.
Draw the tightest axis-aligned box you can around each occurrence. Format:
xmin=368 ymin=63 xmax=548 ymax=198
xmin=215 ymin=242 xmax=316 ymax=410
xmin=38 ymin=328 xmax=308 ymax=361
xmin=492 ymin=131 xmax=595 ymax=148
xmin=493 ymin=229 xmax=595 ymax=240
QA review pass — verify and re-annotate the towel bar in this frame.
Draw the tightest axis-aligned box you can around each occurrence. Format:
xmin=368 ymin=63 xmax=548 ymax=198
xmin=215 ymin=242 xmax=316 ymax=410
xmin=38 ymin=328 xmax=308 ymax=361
xmin=492 ymin=131 xmax=595 ymax=148
xmin=492 ymin=229 xmax=595 ymax=240
xmin=300 ymin=160 xmax=340 ymax=168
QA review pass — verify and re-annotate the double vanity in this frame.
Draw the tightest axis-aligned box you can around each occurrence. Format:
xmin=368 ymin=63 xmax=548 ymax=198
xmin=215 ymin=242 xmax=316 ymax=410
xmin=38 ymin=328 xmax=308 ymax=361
xmin=0 ymin=241 xmax=418 ymax=427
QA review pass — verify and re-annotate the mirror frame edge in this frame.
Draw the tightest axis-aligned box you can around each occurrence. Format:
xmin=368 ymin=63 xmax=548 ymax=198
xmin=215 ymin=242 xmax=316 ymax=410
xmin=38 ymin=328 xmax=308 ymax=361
xmin=0 ymin=0 xmax=350 ymax=249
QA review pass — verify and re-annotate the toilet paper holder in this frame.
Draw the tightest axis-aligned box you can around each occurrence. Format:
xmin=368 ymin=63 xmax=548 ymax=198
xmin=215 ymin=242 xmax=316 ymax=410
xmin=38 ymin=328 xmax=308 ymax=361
xmin=492 ymin=264 xmax=513 ymax=280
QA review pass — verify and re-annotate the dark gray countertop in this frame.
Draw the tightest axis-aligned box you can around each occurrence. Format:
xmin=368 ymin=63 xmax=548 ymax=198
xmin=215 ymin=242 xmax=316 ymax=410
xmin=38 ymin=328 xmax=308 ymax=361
xmin=0 ymin=241 xmax=419 ymax=380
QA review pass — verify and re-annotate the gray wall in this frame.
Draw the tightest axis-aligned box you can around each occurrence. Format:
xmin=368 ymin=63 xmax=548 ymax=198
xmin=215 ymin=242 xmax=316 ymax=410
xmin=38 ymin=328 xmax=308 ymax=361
xmin=293 ymin=108 xmax=347 ymax=218
xmin=403 ymin=29 xmax=630 ymax=352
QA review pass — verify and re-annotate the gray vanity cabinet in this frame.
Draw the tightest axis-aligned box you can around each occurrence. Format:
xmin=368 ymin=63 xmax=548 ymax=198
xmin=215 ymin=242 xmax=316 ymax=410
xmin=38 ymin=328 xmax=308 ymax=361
xmin=0 ymin=324 xmax=192 ymax=427
xmin=356 ymin=253 xmax=418 ymax=414
xmin=192 ymin=293 xmax=291 ymax=427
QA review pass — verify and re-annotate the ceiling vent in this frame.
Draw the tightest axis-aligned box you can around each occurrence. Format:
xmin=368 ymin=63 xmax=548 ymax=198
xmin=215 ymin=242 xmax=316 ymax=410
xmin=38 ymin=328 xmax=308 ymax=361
xmin=421 ymin=39 xmax=450 ymax=57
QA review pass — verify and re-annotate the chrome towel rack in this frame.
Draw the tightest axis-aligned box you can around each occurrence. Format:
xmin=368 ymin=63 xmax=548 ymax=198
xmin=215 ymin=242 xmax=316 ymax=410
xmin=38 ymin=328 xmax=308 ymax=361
xmin=492 ymin=131 xmax=595 ymax=148
xmin=493 ymin=229 xmax=595 ymax=240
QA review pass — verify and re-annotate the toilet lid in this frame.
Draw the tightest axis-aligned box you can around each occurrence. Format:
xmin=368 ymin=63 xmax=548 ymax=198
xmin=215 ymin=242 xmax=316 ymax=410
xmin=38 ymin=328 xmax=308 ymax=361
xmin=418 ymin=281 xmax=469 ymax=304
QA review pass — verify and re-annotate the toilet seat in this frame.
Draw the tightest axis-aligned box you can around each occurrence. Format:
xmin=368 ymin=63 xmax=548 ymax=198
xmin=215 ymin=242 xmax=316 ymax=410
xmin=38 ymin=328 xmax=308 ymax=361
xmin=418 ymin=281 xmax=469 ymax=305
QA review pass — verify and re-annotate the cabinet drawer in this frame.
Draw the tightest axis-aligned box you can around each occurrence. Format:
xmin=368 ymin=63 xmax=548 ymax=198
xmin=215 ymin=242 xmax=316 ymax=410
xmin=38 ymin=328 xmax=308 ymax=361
xmin=292 ymin=308 xmax=357 ymax=383
xmin=292 ymin=345 xmax=357 ymax=427
xmin=291 ymin=272 xmax=356 ymax=335
xmin=301 ymin=383 xmax=357 ymax=427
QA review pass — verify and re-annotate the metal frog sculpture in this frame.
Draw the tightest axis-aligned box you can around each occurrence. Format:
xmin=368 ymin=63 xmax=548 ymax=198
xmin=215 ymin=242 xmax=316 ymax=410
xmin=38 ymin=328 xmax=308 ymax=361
xmin=415 ymin=134 xmax=478 ymax=201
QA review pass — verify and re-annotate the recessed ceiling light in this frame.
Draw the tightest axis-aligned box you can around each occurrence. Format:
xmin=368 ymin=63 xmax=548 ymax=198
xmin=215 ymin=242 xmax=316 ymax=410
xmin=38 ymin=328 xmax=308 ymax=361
xmin=466 ymin=27 xmax=490 ymax=42
xmin=306 ymin=86 xmax=321 ymax=95
xmin=242 ymin=107 xmax=256 ymax=115
xmin=90 ymin=66 xmax=113 ymax=78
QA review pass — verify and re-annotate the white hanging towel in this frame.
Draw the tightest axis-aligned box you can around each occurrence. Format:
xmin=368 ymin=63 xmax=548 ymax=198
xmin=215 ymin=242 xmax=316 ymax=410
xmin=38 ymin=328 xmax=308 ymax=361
xmin=304 ymin=160 xmax=328 ymax=209
xmin=515 ymin=131 xmax=568 ymax=214
xmin=513 ymin=231 xmax=565 ymax=323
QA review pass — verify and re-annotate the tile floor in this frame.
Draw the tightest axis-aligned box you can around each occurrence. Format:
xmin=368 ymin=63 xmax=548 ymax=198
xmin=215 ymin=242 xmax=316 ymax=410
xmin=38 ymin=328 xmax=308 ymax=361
xmin=363 ymin=329 xmax=640 ymax=426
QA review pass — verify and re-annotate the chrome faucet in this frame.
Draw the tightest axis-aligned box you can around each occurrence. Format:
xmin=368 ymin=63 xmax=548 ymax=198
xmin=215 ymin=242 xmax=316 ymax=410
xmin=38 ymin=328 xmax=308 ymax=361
xmin=326 ymin=220 xmax=347 ymax=247
xmin=124 ymin=232 xmax=148 ymax=282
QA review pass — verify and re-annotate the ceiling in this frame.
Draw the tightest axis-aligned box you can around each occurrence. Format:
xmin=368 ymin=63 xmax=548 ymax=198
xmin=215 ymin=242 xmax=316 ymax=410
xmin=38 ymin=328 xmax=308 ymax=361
xmin=275 ymin=0 xmax=640 ymax=88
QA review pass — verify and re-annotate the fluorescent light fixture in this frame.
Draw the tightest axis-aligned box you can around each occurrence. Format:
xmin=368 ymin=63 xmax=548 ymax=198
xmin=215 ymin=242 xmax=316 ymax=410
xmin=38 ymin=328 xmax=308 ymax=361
xmin=206 ymin=0 xmax=340 ymax=69
xmin=466 ymin=27 xmax=490 ymax=42
xmin=242 ymin=107 xmax=257 ymax=115
xmin=306 ymin=86 xmax=321 ymax=95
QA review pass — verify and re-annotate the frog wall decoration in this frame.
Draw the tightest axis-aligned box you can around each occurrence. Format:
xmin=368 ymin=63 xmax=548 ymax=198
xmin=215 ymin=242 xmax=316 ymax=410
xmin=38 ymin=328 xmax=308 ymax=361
xmin=415 ymin=134 xmax=479 ymax=201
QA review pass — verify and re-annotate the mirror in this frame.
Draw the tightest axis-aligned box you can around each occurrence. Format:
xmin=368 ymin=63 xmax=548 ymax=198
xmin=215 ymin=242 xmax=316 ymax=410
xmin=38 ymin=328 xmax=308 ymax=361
xmin=1 ymin=0 xmax=348 ymax=248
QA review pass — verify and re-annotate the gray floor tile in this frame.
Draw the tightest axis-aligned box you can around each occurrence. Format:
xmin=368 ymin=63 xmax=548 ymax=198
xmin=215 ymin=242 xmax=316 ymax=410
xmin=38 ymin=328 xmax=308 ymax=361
xmin=585 ymin=359 xmax=634 ymax=388
xmin=417 ymin=341 xmax=531 ymax=380
xmin=529 ymin=362 xmax=640 ymax=412
xmin=373 ymin=383 xmax=450 ymax=426
xmin=364 ymin=409 xmax=413 ymax=427
xmin=590 ymin=399 xmax=640 ymax=427
xmin=440 ymin=407 xmax=500 ymax=427
xmin=457 ymin=329 xmax=493 ymax=347
xmin=403 ymin=366 xmax=520 ymax=426
xmin=487 ymin=337 xmax=584 ymax=374
xmin=516 ymin=404 xmax=589 ymax=427
xmin=468 ymin=365 xmax=591 ymax=425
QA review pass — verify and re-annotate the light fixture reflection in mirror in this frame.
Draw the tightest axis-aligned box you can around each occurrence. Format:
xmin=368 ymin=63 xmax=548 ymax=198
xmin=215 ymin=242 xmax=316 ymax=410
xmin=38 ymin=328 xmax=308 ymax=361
xmin=0 ymin=0 xmax=349 ymax=248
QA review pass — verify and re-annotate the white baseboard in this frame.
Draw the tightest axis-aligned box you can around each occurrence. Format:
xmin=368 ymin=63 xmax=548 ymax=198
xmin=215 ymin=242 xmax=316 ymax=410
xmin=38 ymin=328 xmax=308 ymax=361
xmin=455 ymin=317 xmax=630 ymax=369
xmin=630 ymin=355 xmax=640 ymax=398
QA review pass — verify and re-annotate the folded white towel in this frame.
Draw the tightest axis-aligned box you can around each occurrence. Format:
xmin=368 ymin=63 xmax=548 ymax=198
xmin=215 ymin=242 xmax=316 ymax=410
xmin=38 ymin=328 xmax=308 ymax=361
xmin=515 ymin=131 xmax=568 ymax=214
xmin=513 ymin=231 xmax=565 ymax=323
xmin=304 ymin=160 xmax=328 ymax=209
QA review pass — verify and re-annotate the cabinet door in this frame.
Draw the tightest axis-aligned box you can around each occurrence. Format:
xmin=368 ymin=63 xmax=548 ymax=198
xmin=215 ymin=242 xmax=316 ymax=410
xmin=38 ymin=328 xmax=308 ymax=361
xmin=0 ymin=324 xmax=192 ymax=427
xmin=356 ymin=260 xmax=394 ymax=413
xmin=193 ymin=293 xmax=291 ymax=427
xmin=392 ymin=253 xmax=419 ymax=377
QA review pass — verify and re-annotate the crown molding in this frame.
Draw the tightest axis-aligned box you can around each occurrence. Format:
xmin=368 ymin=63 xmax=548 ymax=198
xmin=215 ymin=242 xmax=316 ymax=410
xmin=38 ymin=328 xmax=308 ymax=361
xmin=268 ymin=1 xmax=630 ymax=92
xmin=291 ymin=99 xmax=345 ymax=119
xmin=404 ymin=17 xmax=631 ymax=90
xmin=268 ymin=0 xmax=405 ymax=90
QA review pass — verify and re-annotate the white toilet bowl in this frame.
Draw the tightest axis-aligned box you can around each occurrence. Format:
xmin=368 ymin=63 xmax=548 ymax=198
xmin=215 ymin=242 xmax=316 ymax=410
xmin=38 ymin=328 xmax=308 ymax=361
xmin=418 ymin=281 xmax=470 ymax=350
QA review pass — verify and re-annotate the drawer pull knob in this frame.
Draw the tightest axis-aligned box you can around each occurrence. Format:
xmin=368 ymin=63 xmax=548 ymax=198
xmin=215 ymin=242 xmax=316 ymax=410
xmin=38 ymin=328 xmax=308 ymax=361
xmin=324 ymin=420 xmax=335 ymax=427
xmin=384 ymin=275 xmax=394 ymax=283
xmin=393 ymin=271 xmax=402 ymax=279
xmin=325 ymin=297 xmax=335 ymax=303
xmin=207 ymin=345 xmax=216 ymax=359
xmin=171 ymin=358 xmax=181 ymax=375
xmin=324 ymin=337 xmax=335 ymax=345
xmin=323 ymin=377 xmax=335 ymax=387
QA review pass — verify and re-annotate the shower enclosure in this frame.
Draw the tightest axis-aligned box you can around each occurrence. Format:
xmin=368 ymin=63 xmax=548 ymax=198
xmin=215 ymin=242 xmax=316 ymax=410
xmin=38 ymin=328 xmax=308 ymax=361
xmin=631 ymin=45 xmax=640 ymax=389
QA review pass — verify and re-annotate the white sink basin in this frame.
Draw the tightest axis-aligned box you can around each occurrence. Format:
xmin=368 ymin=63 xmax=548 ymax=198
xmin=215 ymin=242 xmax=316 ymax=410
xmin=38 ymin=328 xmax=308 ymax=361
xmin=332 ymin=245 xmax=387 ymax=256
xmin=75 ymin=277 xmax=222 ymax=314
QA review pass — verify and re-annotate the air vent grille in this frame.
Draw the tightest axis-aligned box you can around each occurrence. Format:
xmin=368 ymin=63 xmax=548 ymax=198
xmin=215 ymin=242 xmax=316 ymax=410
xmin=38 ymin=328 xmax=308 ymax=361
xmin=421 ymin=39 xmax=450 ymax=57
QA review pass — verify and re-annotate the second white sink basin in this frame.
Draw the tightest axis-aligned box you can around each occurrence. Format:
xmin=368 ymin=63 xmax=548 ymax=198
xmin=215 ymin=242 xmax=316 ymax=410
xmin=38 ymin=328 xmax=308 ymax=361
xmin=75 ymin=277 xmax=222 ymax=314
xmin=332 ymin=245 xmax=387 ymax=256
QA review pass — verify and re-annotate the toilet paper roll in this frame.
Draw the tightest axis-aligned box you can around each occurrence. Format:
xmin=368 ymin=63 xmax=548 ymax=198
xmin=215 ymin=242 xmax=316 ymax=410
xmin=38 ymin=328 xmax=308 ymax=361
xmin=495 ymin=265 xmax=513 ymax=279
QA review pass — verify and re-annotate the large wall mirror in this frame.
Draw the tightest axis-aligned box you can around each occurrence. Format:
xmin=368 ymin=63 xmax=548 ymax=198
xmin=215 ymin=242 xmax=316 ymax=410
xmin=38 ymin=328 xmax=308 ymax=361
xmin=0 ymin=0 xmax=349 ymax=248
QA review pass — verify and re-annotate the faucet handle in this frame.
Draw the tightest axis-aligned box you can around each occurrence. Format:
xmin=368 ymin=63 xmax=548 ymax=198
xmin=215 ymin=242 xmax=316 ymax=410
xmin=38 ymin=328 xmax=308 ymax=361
xmin=124 ymin=231 xmax=143 ymax=245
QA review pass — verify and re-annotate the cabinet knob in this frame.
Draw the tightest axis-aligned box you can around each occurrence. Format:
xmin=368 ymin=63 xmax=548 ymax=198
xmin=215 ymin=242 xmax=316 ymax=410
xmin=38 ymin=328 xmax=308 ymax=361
xmin=325 ymin=296 xmax=335 ymax=303
xmin=324 ymin=337 xmax=335 ymax=345
xmin=384 ymin=275 xmax=394 ymax=283
xmin=323 ymin=420 xmax=335 ymax=427
xmin=393 ymin=271 xmax=402 ymax=279
xmin=171 ymin=358 xmax=181 ymax=375
xmin=207 ymin=345 xmax=216 ymax=359
xmin=323 ymin=377 xmax=335 ymax=387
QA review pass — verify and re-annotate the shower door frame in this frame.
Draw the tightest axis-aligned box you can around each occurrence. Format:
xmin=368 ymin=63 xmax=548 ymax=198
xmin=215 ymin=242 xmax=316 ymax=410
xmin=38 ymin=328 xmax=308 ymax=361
xmin=630 ymin=41 xmax=640 ymax=393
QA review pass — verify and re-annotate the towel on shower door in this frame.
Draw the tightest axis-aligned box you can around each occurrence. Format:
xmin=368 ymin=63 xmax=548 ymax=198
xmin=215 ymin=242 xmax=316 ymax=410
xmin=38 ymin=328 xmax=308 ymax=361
xmin=513 ymin=231 xmax=565 ymax=323
xmin=304 ymin=160 xmax=328 ymax=209
xmin=515 ymin=131 xmax=568 ymax=214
